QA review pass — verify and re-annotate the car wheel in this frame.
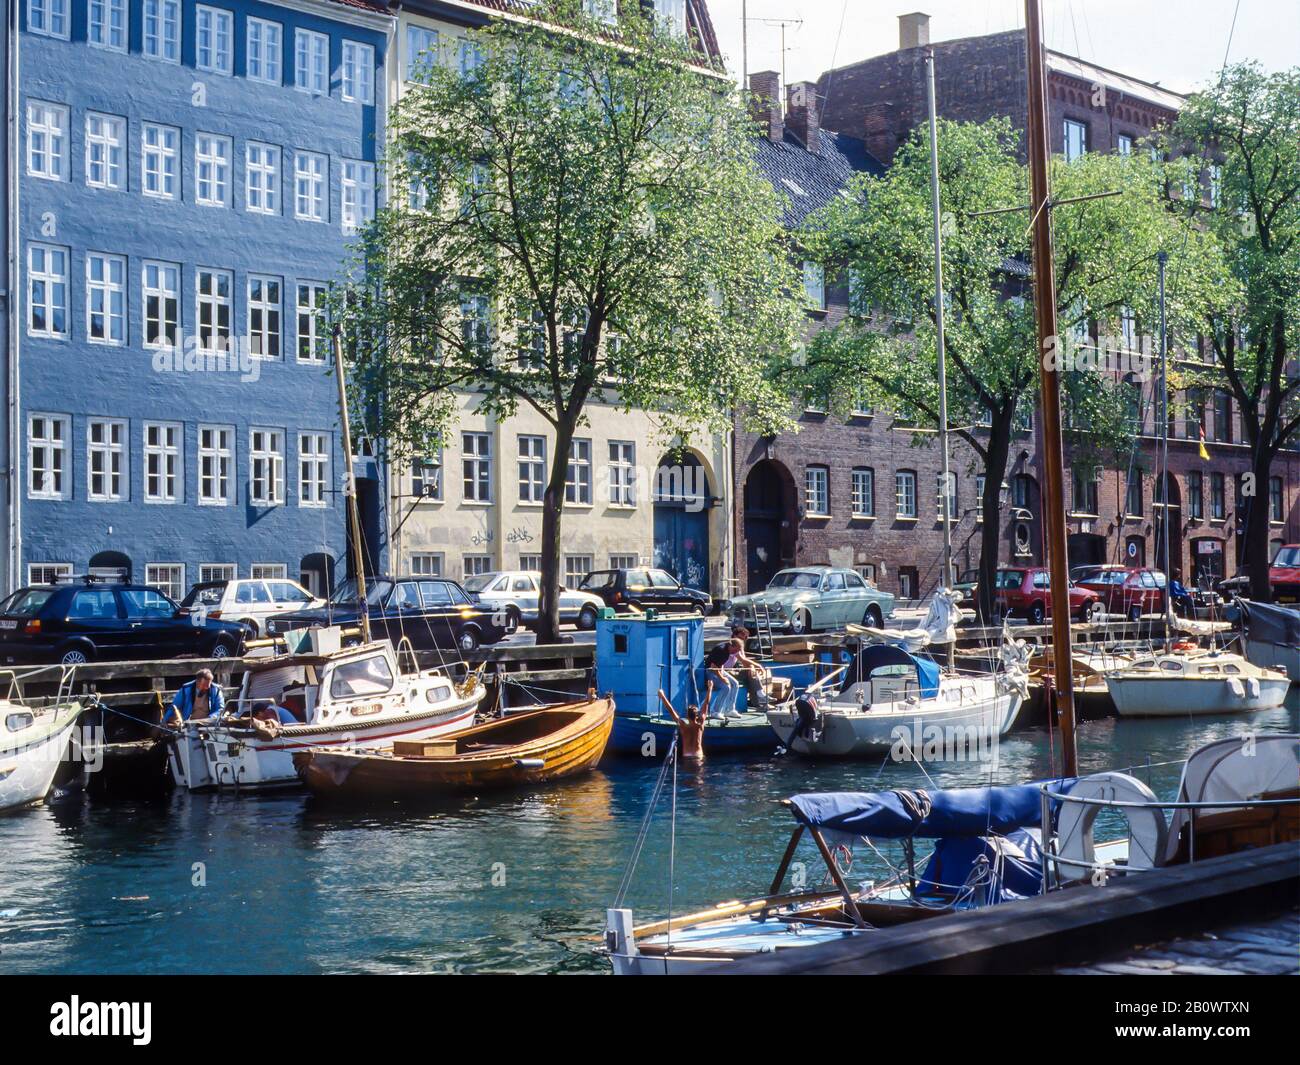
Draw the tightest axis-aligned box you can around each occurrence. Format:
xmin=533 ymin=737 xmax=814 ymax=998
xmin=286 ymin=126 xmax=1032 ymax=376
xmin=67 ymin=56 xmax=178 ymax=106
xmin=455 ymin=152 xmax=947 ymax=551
xmin=209 ymin=638 xmax=235 ymax=659
xmin=457 ymin=627 xmax=481 ymax=654
xmin=576 ymin=606 xmax=597 ymax=631
xmin=1081 ymin=600 xmax=1104 ymax=624
xmin=57 ymin=644 xmax=92 ymax=666
xmin=1128 ymin=605 xmax=1142 ymax=622
xmin=862 ymin=605 xmax=883 ymax=628
xmin=1028 ymin=602 xmax=1046 ymax=625
xmin=790 ymin=610 xmax=811 ymax=636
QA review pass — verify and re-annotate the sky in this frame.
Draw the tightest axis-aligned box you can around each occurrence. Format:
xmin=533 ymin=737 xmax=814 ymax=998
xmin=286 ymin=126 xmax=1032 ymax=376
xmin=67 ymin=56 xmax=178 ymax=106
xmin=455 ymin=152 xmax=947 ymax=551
xmin=707 ymin=0 xmax=1300 ymax=96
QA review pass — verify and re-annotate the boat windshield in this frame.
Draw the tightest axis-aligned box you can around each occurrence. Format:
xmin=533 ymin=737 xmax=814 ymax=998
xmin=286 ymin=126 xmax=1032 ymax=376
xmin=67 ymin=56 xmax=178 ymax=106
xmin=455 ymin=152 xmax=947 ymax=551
xmin=768 ymin=571 xmax=821 ymax=590
xmin=329 ymin=579 xmax=392 ymax=607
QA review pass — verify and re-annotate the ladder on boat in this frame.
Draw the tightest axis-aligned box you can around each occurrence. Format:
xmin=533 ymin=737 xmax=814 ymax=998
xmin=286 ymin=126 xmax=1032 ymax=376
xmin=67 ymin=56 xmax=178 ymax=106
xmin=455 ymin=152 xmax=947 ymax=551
xmin=752 ymin=602 xmax=776 ymax=658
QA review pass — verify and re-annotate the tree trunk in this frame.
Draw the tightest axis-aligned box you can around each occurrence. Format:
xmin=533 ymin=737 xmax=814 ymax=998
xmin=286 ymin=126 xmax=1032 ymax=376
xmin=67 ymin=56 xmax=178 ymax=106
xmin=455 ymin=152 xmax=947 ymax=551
xmin=536 ymin=418 xmax=577 ymax=645
xmin=975 ymin=416 xmax=1014 ymax=624
xmin=1245 ymin=444 xmax=1277 ymax=601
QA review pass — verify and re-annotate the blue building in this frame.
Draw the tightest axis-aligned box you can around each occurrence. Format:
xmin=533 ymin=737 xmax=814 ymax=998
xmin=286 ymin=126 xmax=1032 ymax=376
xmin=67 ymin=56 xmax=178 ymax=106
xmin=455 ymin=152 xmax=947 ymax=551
xmin=6 ymin=0 xmax=393 ymax=599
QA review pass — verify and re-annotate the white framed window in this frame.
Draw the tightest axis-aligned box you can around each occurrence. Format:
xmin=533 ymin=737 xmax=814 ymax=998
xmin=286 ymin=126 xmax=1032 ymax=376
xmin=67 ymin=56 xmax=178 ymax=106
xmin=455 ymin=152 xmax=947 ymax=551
xmin=341 ymin=41 xmax=374 ymax=104
xmin=608 ymin=441 xmax=636 ymax=506
xmin=583 ymin=0 xmax=617 ymax=24
xmin=609 ymin=553 xmax=638 ymax=570
xmin=246 ymin=142 xmax=280 ymax=214
xmin=200 ymin=563 xmax=236 ymax=582
xmin=85 ymin=113 xmax=125 ymax=190
xmin=28 ymin=0 xmax=70 ymax=39
xmin=142 ymin=123 xmax=179 ymax=199
xmin=26 ymin=101 xmax=69 ymax=181
xmin=459 ymin=292 xmax=491 ymax=353
xmin=654 ymin=0 xmax=687 ymax=37
xmin=198 ymin=425 xmax=234 ymax=505
xmin=564 ymin=555 xmax=593 ymax=586
xmin=251 ymin=563 xmax=287 ymax=581
xmin=247 ymin=18 xmax=283 ymax=84
xmin=30 ymin=563 xmax=73 ymax=585
xmin=196 ymin=6 xmax=233 ymax=75
xmin=294 ymin=29 xmax=329 ymax=95
xmin=462 ymin=432 xmax=492 ymax=503
xmin=196 ymin=268 xmax=232 ymax=354
xmin=86 ymin=252 xmax=126 ymax=345
xmin=462 ymin=555 xmax=494 ymax=579
xmin=27 ymin=243 xmax=69 ymax=339
xmin=142 ymin=0 xmax=180 ymax=62
xmin=409 ymin=552 xmax=443 ymax=577
xmin=803 ymin=260 xmax=826 ymax=309
xmin=87 ymin=418 xmax=127 ymax=501
xmin=405 ymin=25 xmax=438 ymax=82
xmin=458 ymin=39 xmax=483 ymax=77
xmin=144 ymin=421 xmax=182 ymax=503
xmin=566 ymin=438 xmax=592 ymax=505
xmin=298 ymin=431 xmax=329 ymax=507
xmin=196 ymin=133 xmax=232 ymax=207
xmin=411 ymin=452 xmax=442 ymax=501
xmin=518 ymin=435 xmax=545 ymax=504
xmin=145 ymin=563 xmax=185 ymax=600
xmin=27 ymin=414 xmax=69 ymax=499
xmin=341 ymin=160 xmax=375 ymax=233
xmin=805 ymin=466 xmax=829 ymax=516
xmin=895 ymin=470 xmax=917 ymax=518
xmin=294 ymin=151 xmax=327 ymax=222
xmin=247 ymin=275 xmax=282 ymax=359
xmin=851 ymin=467 xmax=875 ymax=517
xmin=975 ymin=474 xmax=987 ymax=523
xmin=1063 ymin=118 xmax=1087 ymax=162
xmin=936 ymin=471 xmax=957 ymax=522
xmin=143 ymin=260 xmax=180 ymax=350
xmin=296 ymin=282 xmax=327 ymax=362
xmin=519 ymin=553 xmax=543 ymax=571
xmin=250 ymin=428 xmax=284 ymax=506
xmin=88 ymin=0 xmax=127 ymax=51
xmin=1116 ymin=133 xmax=1133 ymax=156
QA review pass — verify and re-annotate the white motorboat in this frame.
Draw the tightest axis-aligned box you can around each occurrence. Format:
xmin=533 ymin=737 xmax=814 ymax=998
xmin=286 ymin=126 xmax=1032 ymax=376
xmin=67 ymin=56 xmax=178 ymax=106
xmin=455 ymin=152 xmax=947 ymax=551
xmin=767 ymin=644 xmax=1023 ymax=758
xmin=0 ymin=690 xmax=83 ymax=813
xmin=169 ymin=634 xmax=483 ymax=790
xmin=1105 ymin=650 xmax=1290 ymax=717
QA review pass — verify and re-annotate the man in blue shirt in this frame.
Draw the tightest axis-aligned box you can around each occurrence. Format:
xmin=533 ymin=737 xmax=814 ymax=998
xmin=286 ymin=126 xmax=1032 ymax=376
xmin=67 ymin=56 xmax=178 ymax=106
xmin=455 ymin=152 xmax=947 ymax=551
xmin=165 ymin=669 xmax=225 ymax=727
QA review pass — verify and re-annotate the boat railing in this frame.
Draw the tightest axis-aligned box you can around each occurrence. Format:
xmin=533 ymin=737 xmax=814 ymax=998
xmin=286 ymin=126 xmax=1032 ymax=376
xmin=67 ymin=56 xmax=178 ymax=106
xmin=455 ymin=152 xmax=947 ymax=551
xmin=1036 ymin=783 xmax=1300 ymax=883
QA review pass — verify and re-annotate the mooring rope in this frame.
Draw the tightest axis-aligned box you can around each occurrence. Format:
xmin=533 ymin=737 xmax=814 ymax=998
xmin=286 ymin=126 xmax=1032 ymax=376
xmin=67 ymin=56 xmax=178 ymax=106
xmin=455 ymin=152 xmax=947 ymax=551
xmin=612 ymin=735 xmax=679 ymax=911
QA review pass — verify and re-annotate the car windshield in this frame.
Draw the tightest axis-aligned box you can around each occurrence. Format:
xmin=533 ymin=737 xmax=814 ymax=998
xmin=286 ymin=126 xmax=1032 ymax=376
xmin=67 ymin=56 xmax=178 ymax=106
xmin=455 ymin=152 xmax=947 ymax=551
xmin=329 ymin=579 xmax=392 ymax=607
xmin=580 ymin=572 xmax=616 ymax=590
xmin=1273 ymin=546 xmax=1300 ymax=569
xmin=768 ymin=571 xmax=822 ymax=590
xmin=1085 ymin=570 xmax=1128 ymax=584
xmin=180 ymin=583 xmax=226 ymax=608
xmin=0 ymin=588 xmax=54 ymax=617
xmin=463 ymin=574 xmax=497 ymax=593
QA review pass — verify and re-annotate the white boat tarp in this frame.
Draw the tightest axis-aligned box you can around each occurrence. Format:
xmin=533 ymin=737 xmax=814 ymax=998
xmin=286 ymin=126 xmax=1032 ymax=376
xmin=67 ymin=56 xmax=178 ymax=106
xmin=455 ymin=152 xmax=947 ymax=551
xmin=846 ymin=587 xmax=962 ymax=651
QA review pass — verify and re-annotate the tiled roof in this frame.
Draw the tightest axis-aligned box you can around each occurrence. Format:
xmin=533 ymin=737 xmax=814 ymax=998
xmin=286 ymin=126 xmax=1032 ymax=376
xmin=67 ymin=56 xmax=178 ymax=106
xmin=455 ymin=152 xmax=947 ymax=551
xmin=325 ymin=0 xmax=392 ymax=15
xmin=754 ymin=128 xmax=884 ymax=229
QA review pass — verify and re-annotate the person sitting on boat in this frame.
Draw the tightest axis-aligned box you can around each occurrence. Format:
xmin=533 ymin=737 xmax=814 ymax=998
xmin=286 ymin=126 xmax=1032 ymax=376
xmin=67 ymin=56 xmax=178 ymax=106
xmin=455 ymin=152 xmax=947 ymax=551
xmin=728 ymin=638 xmax=771 ymax=712
xmin=704 ymin=641 xmax=741 ymax=719
xmin=165 ymin=669 xmax=224 ymax=728
xmin=246 ymin=700 xmax=298 ymax=739
xmin=658 ymin=685 xmax=711 ymax=763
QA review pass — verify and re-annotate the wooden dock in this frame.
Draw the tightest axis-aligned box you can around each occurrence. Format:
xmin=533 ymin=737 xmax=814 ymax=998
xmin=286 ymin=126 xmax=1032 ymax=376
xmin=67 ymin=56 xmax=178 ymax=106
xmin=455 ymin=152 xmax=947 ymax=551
xmin=708 ymin=842 xmax=1298 ymax=975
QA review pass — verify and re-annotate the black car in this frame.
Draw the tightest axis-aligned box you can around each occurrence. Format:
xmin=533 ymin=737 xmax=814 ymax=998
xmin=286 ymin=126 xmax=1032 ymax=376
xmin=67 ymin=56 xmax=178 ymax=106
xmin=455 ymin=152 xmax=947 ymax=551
xmin=577 ymin=567 xmax=712 ymax=615
xmin=266 ymin=576 xmax=509 ymax=653
xmin=0 ymin=581 xmax=250 ymax=666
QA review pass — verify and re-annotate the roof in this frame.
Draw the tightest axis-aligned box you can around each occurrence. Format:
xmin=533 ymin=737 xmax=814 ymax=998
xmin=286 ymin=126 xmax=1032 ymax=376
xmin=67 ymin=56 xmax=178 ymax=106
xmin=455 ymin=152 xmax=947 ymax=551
xmin=1046 ymin=50 xmax=1185 ymax=114
xmin=324 ymin=0 xmax=394 ymax=15
xmin=754 ymin=128 xmax=884 ymax=229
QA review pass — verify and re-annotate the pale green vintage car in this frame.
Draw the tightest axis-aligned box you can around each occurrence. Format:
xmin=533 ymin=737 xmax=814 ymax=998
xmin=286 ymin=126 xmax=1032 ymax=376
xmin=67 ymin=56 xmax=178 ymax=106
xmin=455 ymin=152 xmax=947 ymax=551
xmin=728 ymin=566 xmax=895 ymax=635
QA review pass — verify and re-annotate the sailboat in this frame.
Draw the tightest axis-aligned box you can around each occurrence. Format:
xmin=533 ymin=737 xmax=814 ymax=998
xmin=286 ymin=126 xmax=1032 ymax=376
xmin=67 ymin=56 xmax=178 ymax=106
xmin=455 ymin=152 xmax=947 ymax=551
xmin=0 ymin=673 xmax=84 ymax=813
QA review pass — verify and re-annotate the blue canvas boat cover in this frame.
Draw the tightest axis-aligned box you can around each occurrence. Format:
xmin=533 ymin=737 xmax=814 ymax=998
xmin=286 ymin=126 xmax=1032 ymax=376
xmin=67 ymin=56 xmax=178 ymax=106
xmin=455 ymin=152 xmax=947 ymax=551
xmin=840 ymin=644 xmax=941 ymax=698
xmin=918 ymin=828 xmax=1046 ymax=902
xmin=788 ymin=781 xmax=1075 ymax=839
xmin=1239 ymin=600 xmax=1300 ymax=648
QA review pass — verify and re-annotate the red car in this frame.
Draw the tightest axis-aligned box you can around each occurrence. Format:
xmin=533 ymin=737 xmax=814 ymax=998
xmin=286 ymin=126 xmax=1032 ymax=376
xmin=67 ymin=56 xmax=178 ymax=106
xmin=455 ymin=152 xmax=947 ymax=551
xmin=1074 ymin=566 xmax=1167 ymax=621
xmin=1269 ymin=545 xmax=1300 ymax=604
xmin=992 ymin=567 xmax=1100 ymax=623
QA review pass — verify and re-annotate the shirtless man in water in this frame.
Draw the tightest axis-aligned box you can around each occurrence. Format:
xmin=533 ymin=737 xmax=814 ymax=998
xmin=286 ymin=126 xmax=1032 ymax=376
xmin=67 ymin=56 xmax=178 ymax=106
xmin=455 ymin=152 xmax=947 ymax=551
xmin=657 ymin=684 xmax=712 ymax=763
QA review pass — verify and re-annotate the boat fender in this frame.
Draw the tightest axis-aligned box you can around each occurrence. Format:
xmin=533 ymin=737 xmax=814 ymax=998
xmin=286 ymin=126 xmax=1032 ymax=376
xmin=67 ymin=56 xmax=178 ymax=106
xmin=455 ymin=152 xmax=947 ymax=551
xmin=1055 ymin=772 xmax=1167 ymax=883
xmin=1245 ymin=677 xmax=1260 ymax=698
xmin=1227 ymin=676 xmax=1245 ymax=699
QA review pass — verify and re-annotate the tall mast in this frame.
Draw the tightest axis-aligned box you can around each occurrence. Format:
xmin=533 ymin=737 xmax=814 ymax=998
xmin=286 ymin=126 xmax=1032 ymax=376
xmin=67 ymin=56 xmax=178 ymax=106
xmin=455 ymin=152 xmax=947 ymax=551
xmin=1158 ymin=250 xmax=1174 ymax=626
xmin=925 ymin=48 xmax=955 ymax=670
xmin=1023 ymin=0 xmax=1077 ymax=776
xmin=333 ymin=324 xmax=372 ymax=644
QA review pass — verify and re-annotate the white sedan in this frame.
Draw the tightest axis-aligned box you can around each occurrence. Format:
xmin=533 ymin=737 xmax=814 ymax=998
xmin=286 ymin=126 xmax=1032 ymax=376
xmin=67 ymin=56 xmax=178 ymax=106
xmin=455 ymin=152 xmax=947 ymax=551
xmin=464 ymin=571 xmax=605 ymax=631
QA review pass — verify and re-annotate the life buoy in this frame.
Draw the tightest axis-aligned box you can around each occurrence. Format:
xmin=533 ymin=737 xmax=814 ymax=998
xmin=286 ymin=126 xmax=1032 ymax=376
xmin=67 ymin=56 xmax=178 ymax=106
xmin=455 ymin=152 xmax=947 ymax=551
xmin=1055 ymin=772 xmax=1167 ymax=882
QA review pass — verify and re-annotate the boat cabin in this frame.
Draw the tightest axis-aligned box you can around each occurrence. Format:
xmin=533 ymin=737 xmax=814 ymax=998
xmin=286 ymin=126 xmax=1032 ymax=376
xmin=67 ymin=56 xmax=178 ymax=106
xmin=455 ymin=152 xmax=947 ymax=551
xmin=837 ymin=645 xmax=941 ymax=707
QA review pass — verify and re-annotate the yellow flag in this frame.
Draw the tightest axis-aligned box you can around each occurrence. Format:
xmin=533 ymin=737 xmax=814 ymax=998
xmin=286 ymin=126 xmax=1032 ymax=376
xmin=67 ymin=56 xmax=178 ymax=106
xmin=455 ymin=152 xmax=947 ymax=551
xmin=1198 ymin=425 xmax=1210 ymax=461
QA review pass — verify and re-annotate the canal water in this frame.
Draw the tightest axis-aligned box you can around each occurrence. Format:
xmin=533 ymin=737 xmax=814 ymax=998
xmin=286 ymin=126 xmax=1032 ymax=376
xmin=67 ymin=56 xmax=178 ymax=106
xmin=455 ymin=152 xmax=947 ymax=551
xmin=1 ymin=700 xmax=1296 ymax=974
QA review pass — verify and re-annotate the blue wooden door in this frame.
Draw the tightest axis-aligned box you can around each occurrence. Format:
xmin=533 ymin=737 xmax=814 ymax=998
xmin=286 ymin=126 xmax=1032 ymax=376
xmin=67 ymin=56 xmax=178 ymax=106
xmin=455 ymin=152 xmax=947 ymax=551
xmin=653 ymin=505 xmax=709 ymax=591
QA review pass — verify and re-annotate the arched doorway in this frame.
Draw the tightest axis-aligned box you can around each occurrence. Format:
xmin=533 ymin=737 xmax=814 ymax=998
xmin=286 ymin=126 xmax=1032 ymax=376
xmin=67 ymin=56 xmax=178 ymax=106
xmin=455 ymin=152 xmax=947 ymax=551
xmin=1154 ymin=473 xmax=1182 ymax=579
xmin=653 ymin=453 xmax=710 ymax=591
xmin=88 ymin=550 xmax=131 ymax=582
xmin=300 ymin=552 xmax=335 ymax=598
xmin=743 ymin=459 xmax=797 ymax=592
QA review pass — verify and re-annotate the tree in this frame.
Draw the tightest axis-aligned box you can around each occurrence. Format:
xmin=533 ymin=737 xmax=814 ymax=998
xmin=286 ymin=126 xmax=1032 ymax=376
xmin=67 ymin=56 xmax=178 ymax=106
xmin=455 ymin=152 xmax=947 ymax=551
xmin=337 ymin=3 xmax=803 ymax=641
xmin=799 ymin=117 xmax=1218 ymax=620
xmin=1172 ymin=63 xmax=1300 ymax=599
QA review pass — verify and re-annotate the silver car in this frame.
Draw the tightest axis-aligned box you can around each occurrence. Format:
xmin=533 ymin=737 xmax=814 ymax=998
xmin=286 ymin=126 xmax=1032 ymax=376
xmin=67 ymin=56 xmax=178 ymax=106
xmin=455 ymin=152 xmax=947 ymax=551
xmin=463 ymin=571 xmax=605 ymax=631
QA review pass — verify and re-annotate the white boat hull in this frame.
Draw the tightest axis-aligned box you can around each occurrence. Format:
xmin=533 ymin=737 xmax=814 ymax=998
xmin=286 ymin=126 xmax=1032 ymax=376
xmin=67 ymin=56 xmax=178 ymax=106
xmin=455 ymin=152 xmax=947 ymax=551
xmin=0 ymin=704 xmax=82 ymax=813
xmin=1107 ymin=674 xmax=1290 ymax=717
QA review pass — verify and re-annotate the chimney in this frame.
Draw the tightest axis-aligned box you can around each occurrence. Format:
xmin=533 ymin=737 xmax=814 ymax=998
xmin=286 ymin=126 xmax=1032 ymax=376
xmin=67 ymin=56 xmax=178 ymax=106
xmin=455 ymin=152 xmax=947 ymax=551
xmin=748 ymin=70 xmax=783 ymax=143
xmin=785 ymin=81 xmax=821 ymax=154
xmin=898 ymin=11 xmax=931 ymax=50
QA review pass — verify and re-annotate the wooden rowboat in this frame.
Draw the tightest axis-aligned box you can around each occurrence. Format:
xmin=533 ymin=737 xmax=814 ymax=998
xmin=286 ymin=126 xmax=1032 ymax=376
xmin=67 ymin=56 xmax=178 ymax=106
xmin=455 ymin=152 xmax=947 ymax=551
xmin=294 ymin=696 xmax=614 ymax=798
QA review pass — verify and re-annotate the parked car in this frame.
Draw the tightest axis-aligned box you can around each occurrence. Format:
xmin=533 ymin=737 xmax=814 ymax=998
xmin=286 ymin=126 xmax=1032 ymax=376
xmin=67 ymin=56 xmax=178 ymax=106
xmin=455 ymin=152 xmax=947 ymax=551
xmin=577 ymin=567 xmax=712 ymax=616
xmin=463 ymin=571 xmax=606 ymax=631
xmin=266 ymin=576 xmax=508 ymax=653
xmin=728 ymin=566 xmax=895 ymax=635
xmin=1269 ymin=544 xmax=1300 ymax=603
xmin=179 ymin=577 xmax=324 ymax=637
xmin=0 ymin=580 xmax=249 ymax=666
xmin=992 ymin=567 xmax=1101 ymax=624
xmin=1073 ymin=566 xmax=1167 ymax=621
xmin=953 ymin=568 xmax=980 ymax=609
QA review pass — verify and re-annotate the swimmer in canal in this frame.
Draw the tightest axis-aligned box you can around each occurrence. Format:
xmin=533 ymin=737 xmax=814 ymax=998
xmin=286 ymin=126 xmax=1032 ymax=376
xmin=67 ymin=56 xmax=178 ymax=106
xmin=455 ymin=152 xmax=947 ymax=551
xmin=657 ymin=683 xmax=712 ymax=763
